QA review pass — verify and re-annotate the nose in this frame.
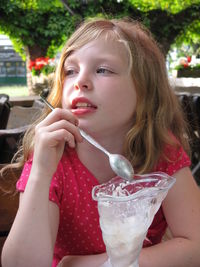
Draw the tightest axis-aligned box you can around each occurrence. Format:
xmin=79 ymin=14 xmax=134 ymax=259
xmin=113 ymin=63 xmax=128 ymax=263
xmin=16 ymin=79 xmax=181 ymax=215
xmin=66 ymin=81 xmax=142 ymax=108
xmin=74 ymin=71 xmax=92 ymax=91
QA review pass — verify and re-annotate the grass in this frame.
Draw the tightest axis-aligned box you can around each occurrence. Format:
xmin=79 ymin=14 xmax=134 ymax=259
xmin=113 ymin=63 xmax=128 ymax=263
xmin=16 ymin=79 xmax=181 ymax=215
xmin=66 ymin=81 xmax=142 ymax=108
xmin=0 ymin=85 xmax=29 ymax=97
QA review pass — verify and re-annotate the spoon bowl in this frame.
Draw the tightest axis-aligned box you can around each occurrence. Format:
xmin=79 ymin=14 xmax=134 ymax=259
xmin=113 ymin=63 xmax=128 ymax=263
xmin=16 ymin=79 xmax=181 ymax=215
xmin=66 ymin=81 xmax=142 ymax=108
xmin=109 ymin=154 xmax=134 ymax=180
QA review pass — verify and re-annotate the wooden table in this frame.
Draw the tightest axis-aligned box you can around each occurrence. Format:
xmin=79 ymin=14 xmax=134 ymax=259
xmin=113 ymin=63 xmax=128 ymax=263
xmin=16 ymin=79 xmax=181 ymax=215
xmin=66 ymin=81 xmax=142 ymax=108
xmin=10 ymin=95 xmax=40 ymax=107
xmin=170 ymin=77 xmax=200 ymax=95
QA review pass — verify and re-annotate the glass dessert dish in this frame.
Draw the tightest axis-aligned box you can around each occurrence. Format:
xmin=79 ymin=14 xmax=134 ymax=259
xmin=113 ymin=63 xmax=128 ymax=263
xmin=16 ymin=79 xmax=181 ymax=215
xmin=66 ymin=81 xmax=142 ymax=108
xmin=92 ymin=172 xmax=176 ymax=267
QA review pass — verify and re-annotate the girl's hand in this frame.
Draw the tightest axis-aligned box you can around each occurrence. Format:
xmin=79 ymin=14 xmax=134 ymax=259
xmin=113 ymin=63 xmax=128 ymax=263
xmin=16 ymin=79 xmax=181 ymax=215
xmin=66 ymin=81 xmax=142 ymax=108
xmin=57 ymin=256 xmax=77 ymax=267
xmin=31 ymin=108 xmax=83 ymax=179
xmin=57 ymin=254 xmax=108 ymax=267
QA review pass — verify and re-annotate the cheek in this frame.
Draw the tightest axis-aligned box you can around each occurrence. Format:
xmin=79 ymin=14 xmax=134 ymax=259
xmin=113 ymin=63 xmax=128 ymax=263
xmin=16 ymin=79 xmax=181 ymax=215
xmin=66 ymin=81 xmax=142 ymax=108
xmin=120 ymin=98 xmax=136 ymax=121
xmin=127 ymin=92 xmax=137 ymax=114
xmin=61 ymin=93 xmax=67 ymax=108
xmin=124 ymin=81 xmax=137 ymax=114
xmin=104 ymin=93 xmax=136 ymax=121
xmin=118 ymin=87 xmax=137 ymax=110
xmin=61 ymin=79 xmax=72 ymax=108
xmin=116 ymin=89 xmax=137 ymax=121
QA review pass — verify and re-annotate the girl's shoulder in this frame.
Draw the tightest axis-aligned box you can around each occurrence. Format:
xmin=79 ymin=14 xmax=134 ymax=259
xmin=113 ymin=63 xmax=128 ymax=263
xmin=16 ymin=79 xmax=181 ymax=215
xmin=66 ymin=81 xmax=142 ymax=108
xmin=16 ymin=147 xmax=98 ymax=207
xmin=16 ymin=148 xmax=79 ymax=195
xmin=154 ymin=142 xmax=191 ymax=176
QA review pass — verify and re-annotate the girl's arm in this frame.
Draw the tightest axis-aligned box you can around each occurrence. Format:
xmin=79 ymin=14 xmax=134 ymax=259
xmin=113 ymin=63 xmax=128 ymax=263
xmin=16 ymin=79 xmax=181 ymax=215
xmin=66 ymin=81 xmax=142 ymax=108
xmin=139 ymin=167 xmax=200 ymax=267
xmin=1 ymin=108 xmax=82 ymax=267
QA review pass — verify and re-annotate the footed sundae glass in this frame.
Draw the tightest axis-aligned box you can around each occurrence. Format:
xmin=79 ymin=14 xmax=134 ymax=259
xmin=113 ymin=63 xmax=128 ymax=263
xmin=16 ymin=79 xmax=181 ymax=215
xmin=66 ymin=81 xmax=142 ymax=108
xmin=92 ymin=172 xmax=176 ymax=267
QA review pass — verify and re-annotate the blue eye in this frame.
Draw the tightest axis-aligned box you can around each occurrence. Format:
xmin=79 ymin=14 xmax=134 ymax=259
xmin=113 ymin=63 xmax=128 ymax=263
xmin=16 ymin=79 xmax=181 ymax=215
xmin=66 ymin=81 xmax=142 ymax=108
xmin=65 ymin=69 xmax=77 ymax=76
xmin=97 ymin=68 xmax=113 ymax=74
xmin=66 ymin=69 xmax=76 ymax=76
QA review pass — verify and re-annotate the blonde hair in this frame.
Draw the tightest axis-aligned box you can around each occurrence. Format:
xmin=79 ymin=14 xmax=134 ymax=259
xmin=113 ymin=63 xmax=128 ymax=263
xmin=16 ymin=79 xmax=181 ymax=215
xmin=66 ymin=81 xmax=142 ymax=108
xmin=0 ymin=17 xmax=190 ymax=192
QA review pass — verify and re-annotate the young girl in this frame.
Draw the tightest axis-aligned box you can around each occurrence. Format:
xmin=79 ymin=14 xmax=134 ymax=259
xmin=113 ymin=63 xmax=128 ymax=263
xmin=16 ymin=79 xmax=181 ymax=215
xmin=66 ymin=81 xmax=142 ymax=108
xmin=1 ymin=18 xmax=200 ymax=267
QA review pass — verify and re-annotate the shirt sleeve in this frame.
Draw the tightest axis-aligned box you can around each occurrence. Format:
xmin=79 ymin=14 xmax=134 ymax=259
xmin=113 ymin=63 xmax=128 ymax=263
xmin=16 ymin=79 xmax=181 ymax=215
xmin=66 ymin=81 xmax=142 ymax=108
xmin=16 ymin=157 xmax=63 ymax=207
xmin=155 ymin=144 xmax=191 ymax=176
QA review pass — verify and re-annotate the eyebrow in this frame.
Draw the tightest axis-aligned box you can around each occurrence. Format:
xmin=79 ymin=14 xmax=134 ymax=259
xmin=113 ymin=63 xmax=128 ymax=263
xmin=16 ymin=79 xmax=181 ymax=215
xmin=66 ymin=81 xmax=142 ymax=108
xmin=65 ymin=54 xmax=120 ymax=65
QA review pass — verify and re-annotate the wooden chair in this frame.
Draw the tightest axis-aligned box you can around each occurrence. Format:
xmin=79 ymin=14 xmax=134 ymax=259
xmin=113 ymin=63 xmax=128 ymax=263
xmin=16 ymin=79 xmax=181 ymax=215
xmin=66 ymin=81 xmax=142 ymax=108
xmin=0 ymin=105 xmax=42 ymax=163
xmin=0 ymin=105 xmax=43 ymax=264
xmin=0 ymin=104 xmax=42 ymax=164
xmin=0 ymin=126 xmax=29 ymax=264
xmin=0 ymin=94 xmax=11 ymax=130
xmin=0 ymin=126 xmax=29 ymax=164
xmin=0 ymin=164 xmax=19 ymax=266
xmin=177 ymin=94 xmax=200 ymax=183
xmin=190 ymin=95 xmax=200 ymax=177
xmin=6 ymin=105 xmax=42 ymax=129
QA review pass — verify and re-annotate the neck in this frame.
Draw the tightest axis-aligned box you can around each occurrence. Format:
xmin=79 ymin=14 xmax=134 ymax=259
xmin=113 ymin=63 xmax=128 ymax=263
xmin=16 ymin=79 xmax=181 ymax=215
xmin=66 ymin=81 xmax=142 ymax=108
xmin=76 ymin=131 xmax=126 ymax=183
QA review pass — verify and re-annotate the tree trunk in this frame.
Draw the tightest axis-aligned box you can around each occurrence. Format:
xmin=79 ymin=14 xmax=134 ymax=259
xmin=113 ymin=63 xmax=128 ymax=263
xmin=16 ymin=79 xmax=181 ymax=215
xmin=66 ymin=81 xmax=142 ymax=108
xmin=25 ymin=48 xmax=33 ymax=95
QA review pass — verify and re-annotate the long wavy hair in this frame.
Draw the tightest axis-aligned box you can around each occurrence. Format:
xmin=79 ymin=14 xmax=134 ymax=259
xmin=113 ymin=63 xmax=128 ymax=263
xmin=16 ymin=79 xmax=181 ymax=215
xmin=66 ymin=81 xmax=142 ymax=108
xmin=0 ymin=17 xmax=190 ymax=192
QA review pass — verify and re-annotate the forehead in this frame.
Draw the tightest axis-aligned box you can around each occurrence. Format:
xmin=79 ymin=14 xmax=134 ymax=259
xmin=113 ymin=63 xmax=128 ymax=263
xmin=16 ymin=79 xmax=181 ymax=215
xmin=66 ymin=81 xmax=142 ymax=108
xmin=64 ymin=34 xmax=131 ymax=70
xmin=67 ymin=25 xmax=130 ymax=53
xmin=70 ymin=36 xmax=128 ymax=57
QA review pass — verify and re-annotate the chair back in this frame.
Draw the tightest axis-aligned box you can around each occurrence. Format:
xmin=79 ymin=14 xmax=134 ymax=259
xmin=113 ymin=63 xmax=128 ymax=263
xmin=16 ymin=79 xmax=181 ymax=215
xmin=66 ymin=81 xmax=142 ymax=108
xmin=177 ymin=93 xmax=200 ymax=180
xmin=7 ymin=106 xmax=42 ymax=129
xmin=0 ymin=94 xmax=11 ymax=129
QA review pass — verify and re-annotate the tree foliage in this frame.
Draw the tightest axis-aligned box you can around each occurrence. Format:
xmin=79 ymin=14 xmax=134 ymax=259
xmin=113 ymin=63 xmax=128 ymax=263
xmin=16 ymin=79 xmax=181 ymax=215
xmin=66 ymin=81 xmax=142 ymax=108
xmin=0 ymin=0 xmax=200 ymax=59
xmin=0 ymin=0 xmax=81 ymax=59
xmin=129 ymin=0 xmax=200 ymax=13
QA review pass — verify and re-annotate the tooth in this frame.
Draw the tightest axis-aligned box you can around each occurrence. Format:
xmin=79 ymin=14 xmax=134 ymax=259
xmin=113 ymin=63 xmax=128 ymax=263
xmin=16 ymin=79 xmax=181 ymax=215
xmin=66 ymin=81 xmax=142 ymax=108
xmin=76 ymin=102 xmax=91 ymax=107
xmin=76 ymin=103 xmax=87 ymax=107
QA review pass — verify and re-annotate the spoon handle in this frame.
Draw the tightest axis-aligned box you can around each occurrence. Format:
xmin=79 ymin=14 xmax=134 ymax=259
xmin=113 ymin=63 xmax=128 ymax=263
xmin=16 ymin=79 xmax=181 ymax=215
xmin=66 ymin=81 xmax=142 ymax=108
xmin=40 ymin=95 xmax=110 ymax=157
xmin=40 ymin=96 xmax=54 ymax=111
xmin=79 ymin=129 xmax=110 ymax=157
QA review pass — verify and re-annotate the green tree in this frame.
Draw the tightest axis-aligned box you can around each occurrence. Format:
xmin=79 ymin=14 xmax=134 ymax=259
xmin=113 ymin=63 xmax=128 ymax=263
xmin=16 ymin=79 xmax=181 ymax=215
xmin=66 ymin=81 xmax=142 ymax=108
xmin=132 ymin=0 xmax=200 ymax=55
xmin=0 ymin=0 xmax=81 ymax=59
xmin=0 ymin=0 xmax=81 ymax=91
xmin=1 ymin=0 xmax=200 ymax=59
xmin=0 ymin=0 xmax=200 ymax=92
xmin=60 ymin=0 xmax=200 ymax=55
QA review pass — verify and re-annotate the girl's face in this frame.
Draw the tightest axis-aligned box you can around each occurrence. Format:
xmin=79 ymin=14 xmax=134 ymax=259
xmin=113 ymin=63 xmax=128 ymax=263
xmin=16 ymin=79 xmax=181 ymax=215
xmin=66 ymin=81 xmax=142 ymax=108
xmin=62 ymin=36 xmax=137 ymax=136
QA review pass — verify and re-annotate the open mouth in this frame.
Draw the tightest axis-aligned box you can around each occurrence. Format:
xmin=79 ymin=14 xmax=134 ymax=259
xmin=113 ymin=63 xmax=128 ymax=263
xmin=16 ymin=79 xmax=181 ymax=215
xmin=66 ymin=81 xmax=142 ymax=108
xmin=71 ymin=98 xmax=97 ymax=110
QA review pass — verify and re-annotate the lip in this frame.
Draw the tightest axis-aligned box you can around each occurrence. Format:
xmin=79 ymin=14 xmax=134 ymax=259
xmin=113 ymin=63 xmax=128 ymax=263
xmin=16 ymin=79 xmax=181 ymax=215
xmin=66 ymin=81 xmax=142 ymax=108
xmin=71 ymin=97 xmax=97 ymax=115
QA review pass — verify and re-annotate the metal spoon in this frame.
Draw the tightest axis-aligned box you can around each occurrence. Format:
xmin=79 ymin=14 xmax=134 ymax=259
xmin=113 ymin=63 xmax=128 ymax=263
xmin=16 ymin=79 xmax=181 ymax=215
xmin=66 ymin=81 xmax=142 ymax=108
xmin=40 ymin=95 xmax=134 ymax=181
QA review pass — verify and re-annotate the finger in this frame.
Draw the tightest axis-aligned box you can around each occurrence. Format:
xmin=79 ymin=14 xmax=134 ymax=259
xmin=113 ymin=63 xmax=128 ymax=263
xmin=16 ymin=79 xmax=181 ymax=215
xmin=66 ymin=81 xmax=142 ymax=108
xmin=51 ymin=129 xmax=76 ymax=148
xmin=39 ymin=108 xmax=79 ymax=128
xmin=39 ymin=129 xmax=76 ymax=148
xmin=36 ymin=119 xmax=83 ymax=143
xmin=45 ymin=119 xmax=83 ymax=142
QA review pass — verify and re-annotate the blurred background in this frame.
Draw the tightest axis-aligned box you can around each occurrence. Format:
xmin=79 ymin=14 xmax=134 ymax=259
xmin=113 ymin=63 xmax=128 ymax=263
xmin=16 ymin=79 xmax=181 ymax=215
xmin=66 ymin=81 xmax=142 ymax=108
xmin=0 ymin=0 xmax=200 ymax=97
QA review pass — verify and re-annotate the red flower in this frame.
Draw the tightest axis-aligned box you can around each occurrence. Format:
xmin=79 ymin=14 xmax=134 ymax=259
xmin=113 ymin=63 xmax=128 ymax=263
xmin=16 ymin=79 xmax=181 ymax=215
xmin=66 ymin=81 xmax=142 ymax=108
xmin=28 ymin=60 xmax=36 ymax=71
xmin=28 ymin=57 xmax=55 ymax=76
xmin=187 ymin=56 xmax=191 ymax=63
xmin=34 ymin=57 xmax=48 ymax=70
